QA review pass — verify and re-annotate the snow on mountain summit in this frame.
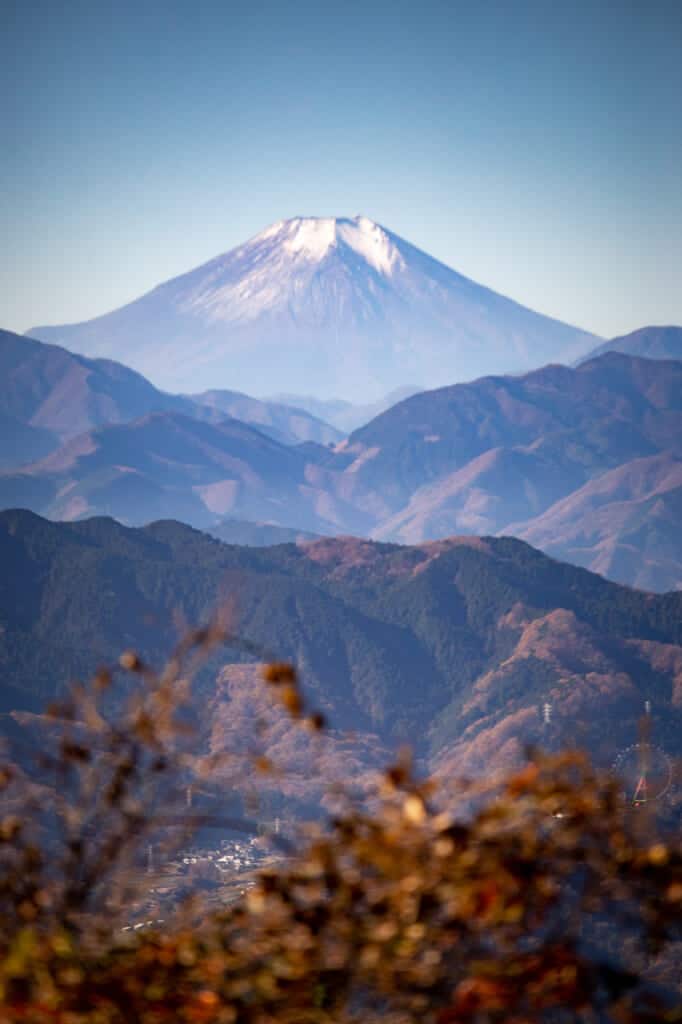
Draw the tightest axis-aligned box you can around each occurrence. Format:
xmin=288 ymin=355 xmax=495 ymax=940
xmin=179 ymin=216 xmax=405 ymax=325
xmin=247 ymin=215 xmax=401 ymax=272
xmin=279 ymin=216 xmax=403 ymax=275
xmin=28 ymin=216 xmax=599 ymax=398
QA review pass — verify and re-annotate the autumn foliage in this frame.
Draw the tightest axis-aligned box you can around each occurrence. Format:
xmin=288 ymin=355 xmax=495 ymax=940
xmin=0 ymin=624 xmax=681 ymax=1023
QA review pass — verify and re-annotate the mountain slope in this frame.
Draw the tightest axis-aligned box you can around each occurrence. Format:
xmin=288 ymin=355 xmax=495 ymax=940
xmin=187 ymin=389 xmax=341 ymax=446
xmin=351 ymin=354 xmax=682 ymax=589
xmin=510 ymin=453 xmax=682 ymax=591
xmin=341 ymin=353 xmax=682 ymax=520
xmin=1 ymin=511 xmax=681 ymax=782
xmin=0 ymin=327 xmax=193 ymax=442
xmin=27 ymin=216 xmax=598 ymax=397
xmin=0 ymin=410 xmax=57 ymax=469
xmin=371 ymin=445 xmax=586 ymax=542
xmin=0 ymin=412 xmax=336 ymax=531
xmin=0 ymin=328 xmax=343 ymax=467
xmin=578 ymin=325 xmax=682 ymax=364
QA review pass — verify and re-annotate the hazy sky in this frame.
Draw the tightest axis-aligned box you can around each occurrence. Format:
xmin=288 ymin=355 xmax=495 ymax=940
xmin=2 ymin=0 xmax=681 ymax=339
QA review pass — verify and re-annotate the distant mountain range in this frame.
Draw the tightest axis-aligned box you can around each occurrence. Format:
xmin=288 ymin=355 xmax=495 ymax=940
xmin=207 ymin=519 xmax=320 ymax=547
xmin=183 ymin=388 xmax=342 ymax=446
xmin=350 ymin=351 xmax=682 ymax=528
xmin=342 ymin=352 xmax=682 ymax=591
xmin=1 ymin=510 xmax=681 ymax=793
xmin=0 ymin=328 xmax=341 ymax=470
xmin=269 ymin=387 xmax=424 ymax=433
xmin=27 ymin=216 xmax=599 ymax=398
xmin=0 ymin=410 xmax=345 ymax=532
xmin=578 ymin=325 xmax=682 ymax=364
xmin=2 ymin=328 xmax=682 ymax=591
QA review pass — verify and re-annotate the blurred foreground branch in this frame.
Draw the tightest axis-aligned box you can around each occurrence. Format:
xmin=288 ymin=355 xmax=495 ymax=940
xmin=0 ymin=619 xmax=680 ymax=1023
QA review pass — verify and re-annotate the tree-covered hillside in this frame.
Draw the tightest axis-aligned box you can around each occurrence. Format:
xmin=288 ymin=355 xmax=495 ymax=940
xmin=1 ymin=510 xmax=681 ymax=779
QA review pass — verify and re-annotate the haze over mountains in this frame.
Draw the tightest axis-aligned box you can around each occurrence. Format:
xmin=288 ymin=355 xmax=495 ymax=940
xmin=269 ymin=386 xmax=423 ymax=434
xmin=2 ymin=326 xmax=681 ymax=589
xmin=578 ymin=325 xmax=682 ymax=365
xmin=0 ymin=327 xmax=340 ymax=470
xmin=511 ymin=453 xmax=682 ymax=592
xmin=28 ymin=216 xmax=599 ymax=398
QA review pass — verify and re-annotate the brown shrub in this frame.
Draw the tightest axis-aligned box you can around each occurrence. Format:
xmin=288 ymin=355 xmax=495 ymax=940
xmin=0 ymin=622 xmax=680 ymax=1023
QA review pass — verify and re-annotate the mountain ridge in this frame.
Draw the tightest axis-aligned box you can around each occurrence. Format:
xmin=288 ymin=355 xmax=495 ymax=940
xmin=0 ymin=327 xmax=342 ymax=469
xmin=1 ymin=509 xmax=681 ymax=788
xmin=2 ymin=350 xmax=681 ymax=590
xmin=578 ymin=325 xmax=682 ymax=365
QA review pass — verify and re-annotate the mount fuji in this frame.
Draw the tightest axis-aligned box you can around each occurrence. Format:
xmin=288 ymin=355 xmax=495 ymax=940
xmin=29 ymin=216 xmax=599 ymax=399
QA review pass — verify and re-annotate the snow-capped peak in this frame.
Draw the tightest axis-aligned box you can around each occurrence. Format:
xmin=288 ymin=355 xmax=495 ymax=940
xmin=265 ymin=216 xmax=403 ymax=276
xmin=177 ymin=216 xmax=405 ymax=326
xmin=28 ymin=212 xmax=599 ymax=399
xmin=281 ymin=217 xmax=337 ymax=260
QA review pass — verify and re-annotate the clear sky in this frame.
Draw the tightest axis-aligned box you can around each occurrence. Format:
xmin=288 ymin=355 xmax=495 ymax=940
xmin=2 ymin=0 xmax=681 ymax=339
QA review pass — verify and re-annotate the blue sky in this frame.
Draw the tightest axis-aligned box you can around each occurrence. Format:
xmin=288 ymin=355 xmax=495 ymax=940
xmin=2 ymin=0 xmax=681 ymax=339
